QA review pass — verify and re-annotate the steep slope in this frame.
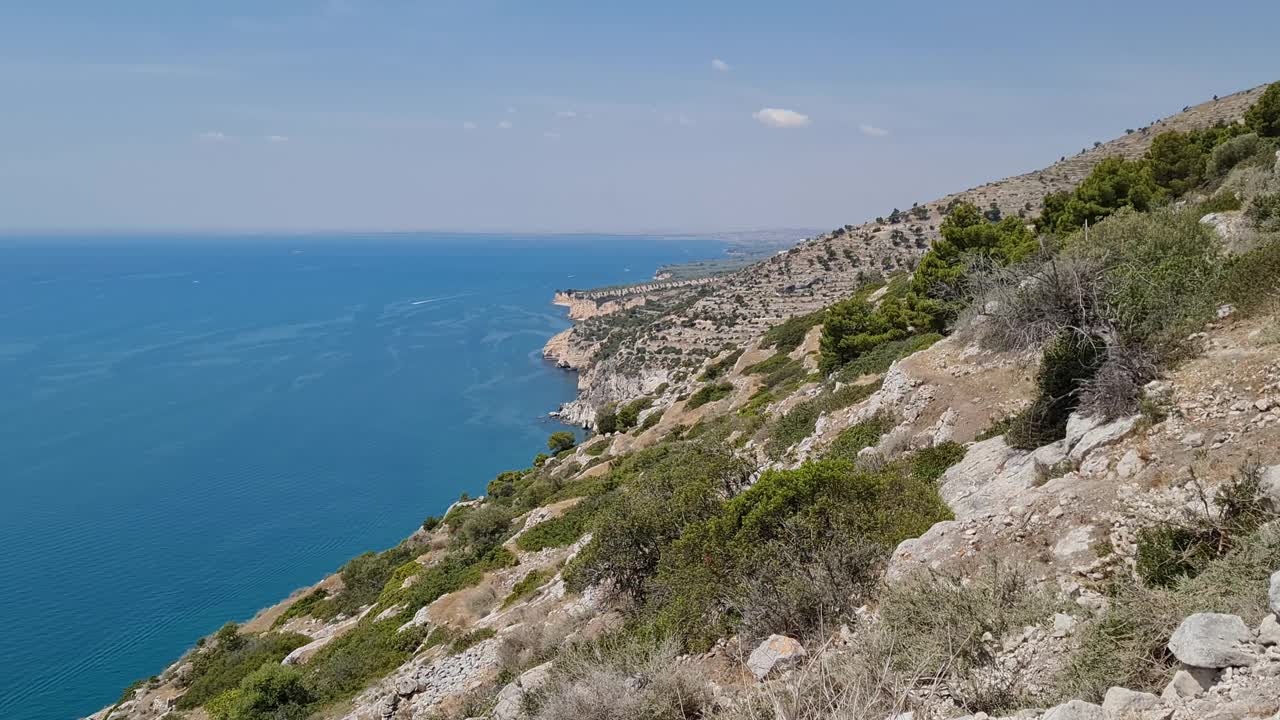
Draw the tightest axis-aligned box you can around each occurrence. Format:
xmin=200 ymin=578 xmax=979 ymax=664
xmin=549 ymin=85 xmax=1267 ymax=426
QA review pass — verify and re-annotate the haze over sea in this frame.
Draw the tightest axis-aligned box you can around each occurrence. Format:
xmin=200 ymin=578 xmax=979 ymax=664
xmin=0 ymin=233 xmax=724 ymax=720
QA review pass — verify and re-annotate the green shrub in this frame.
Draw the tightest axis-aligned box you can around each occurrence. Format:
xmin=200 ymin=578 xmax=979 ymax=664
xmin=583 ymin=439 xmax=610 ymax=457
xmin=1007 ymin=332 xmax=1103 ymax=449
xmin=1208 ymin=132 xmax=1267 ymax=177
xmin=179 ymin=631 xmax=311 ymax=710
xmin=450 ymin=627 xmax=498 ymax=654
xmin=515 ymin=502 xmax=593 ymax=552
xmin=1222 ymin=236 xmax=1280 ymax=313
xmin=833 ymin=333 xmax=942 ymax=380
xmin=908 ymin=441 xmax=967 ymax=482
xmin=615 ymin=397 xmax=653 ymax=431
xmin=699 ymin=349 xmax=743 ymax=381
xmin=652 ymin=459 xmax=952 ymax=649
xmin=1039 ymin=157 xmax=1159 ymax=233
xmin=1147 ymin=130 xmax=1209 ymax=196
xmin=421 ymin=515 xmax=442 ymax=532
xmin=1060 ymin=524 xmax=1280 ymax=701
xmin=1246 ymin=192 xmax=1280 ymax=229
xmin=638 ymin=408 xmax=665 ymax=432
xmin=823 ymin=414 xmax=894 ymax=462
xmin=765 ymin=381 xmax=881 ymax=459
xmin=1197 ymin=190 xmax=1242 ymax=214
xmin=206 ymin=663 xmax=312 ymax=720
xmin=743 ymin=352 xmax=793 ymax=376
xmin=502 ymin=569 xmax=554 ymax=609
xmin=303 ymin=616 xmax=428 ymax=703
xmin=686 ymin=382 xmax=733 ymax=409
xmin=1245 ymin=81 xmax=1280 ymax=137
xmin=453 ymin=503 xmax=517 ymax=554
xmin=547 ymin=431 xmax=576 ymax=454
xmin=595 ymin=404 xmax=618 ymax=434
xmin=1135 ymin=525 xmax=1213 ymax=588
xmin=975 ymin=414 xmax=1016 ymax=442
xmin=763 ymin=311 xmax=825 ymax=352
xmin=819 ymin=296 xmax=938 ymax=372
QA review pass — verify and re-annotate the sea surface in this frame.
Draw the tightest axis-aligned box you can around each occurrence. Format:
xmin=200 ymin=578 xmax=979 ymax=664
xmin=0 ymin=233 xmax=725 ymax=720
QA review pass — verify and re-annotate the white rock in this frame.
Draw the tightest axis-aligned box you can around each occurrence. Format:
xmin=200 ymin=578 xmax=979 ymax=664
xmin=1271 ymin=569 xmax=1280 ymax=614
xmin=1054 ymin=525 xmax=1097 ymax=563
xmin=747 ymin=634 xmax=807 ymax=680
xmin=1181 ymin=432 xmax=1205 ymax=448
xmin=494 ymin=661 xmax=553 ymax=720
xmin=1261 ymin=468 xmax=1280 ymax=514
xmin=1257 ymin=614 xmax=1280 ymax=646
xmin=1042 ymin=699 xmax=1105 ymax=720
xmin=1068 ymin=415 xmax=1140 ymax=464
xmin=1116 ymin=449 xmax=1145 ymax=479
xmin=1161 ymin=669 xmax=1215 ymax=701
xmin=1167 ymin=613 xmax=1255 ymax=668
xmin=1053 ymin=612 xmax=1078 ymax=638
xmin=1102 ymin=687 xmax=1168 ymax=719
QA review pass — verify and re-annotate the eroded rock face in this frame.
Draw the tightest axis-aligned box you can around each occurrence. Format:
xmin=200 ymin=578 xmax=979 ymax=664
xmin=1270 ymin=570 xmax=1280 ymax=615
xmin=493 ymin=661 xmax=553 ymax=720
xmin=1168 ymin=613 xmax=1255 ymax=668
xmin=747 ymin=634 xmax=806 ymax=680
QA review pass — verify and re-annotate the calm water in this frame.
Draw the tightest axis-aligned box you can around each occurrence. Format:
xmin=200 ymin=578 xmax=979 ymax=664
xmin=0 ymin=234 xmax=723 ymax=720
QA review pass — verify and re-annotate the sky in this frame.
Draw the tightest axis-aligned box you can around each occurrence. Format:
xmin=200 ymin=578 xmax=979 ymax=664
xmin=1 ymin=1 xmax=1278 ymax=234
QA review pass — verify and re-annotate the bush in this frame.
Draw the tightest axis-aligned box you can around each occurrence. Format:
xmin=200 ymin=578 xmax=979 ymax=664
xmin=685 ymin=382 xmax=733 ymax=409
xmin=529 ymin=637 xmax=711 ymax=720
xmin=820 ymin=296 xmax=937 ymax=372
xmin=1208 ymin=133 xmax=1267 ymax=177
xmin=453 ymin=503 xmax=517 ymax=554
xmin=450 ymin=627 xmax=498 ymax=654
xmin=594 ymin=404 xmax=617 ymax=434
xmin=765 ymin=381 xmax=881 ymax=459
xmin=1197 ymin=189 xmax=1242 ymax=213
xmin=1246 ymin=192 xmax=1280 ymax=229
xmin=206 ymin=664 xmax=312 ymax=720
xmin=582 ymin=439 xmax=610 ymax=457
xmin=502 ymin=569 xmax=554 ymax=609
xmin=614 ymin=397 xmax=653 ymax=431
xmin=699 ymin=349 xmax=743 ymax=381
xmin=833 ymin=333 xmax=943 ymax=380
xmin=763 ymin=311 xmax=825 ymax=352
xmin=1222 ymin=236 xmax=1280 ymax=313
xmin=515 ymin=502 xmax=593 ymax=552
xmin=1245 ymin=81 xmax=1280 ymax=137
xmin=908 ymin=441 xmax=967 ymax=482
xmin=179 ymin=631 xmax=312 ymax=709
xmin=651 ymin=459 xmax=951 ymax=648
xmin=1039 ymin=157 xmax=1159 ymax=233
xmin=872 ymin=564 xmax=1054 ymax=713
xmin=823 ymin=414 xmax=894 ymax=462
xmin=1006 ymin=332 xmax=1103 ymax=449
xmin=1060 ymin=524 xmax=1280 ymax=700
xmin=547 ymin=431 xmax=576 ymax=454
xmin=1147 ymin=130 xmax=1209 ymax=196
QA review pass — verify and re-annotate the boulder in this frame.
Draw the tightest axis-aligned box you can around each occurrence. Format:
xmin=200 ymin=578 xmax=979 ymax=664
xmin=1167 ymin=613 xmax=1255 ymax=668
xmin=1102 ymin=687 xmax=1169 ymax=719
xmin=1042 ymin=699 xmax=1105 ymax=720
xmin=1271 ymin=569 xmax=1280 ymax=615
xmin=1068 ymin=415 xmax=1140 ymax=464
xmin=1259 ymin=614 xmax=1280 ymax=646
xmin=1263 ymin=467 xmax=1280 ymax=514
xmin=1161 ymin=668 xmax=1218 ymax=701
xmin=747 ymin=634 xmax=807 ymax=680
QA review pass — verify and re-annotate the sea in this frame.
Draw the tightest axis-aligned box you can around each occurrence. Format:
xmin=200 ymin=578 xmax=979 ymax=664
xmin=0 ymin=233 xmax=726 ymax=720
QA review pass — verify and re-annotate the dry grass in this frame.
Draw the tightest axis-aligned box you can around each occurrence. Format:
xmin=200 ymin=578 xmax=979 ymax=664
xmin=530 ymin=637 xmax=712 ymax=720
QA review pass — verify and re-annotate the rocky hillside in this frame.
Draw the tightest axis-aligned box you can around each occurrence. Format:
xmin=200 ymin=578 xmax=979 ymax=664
xmin=92 ymin=82 xmax=1280 ymax=720
xmin=546 ymin=85 xmax=1267 ymax=427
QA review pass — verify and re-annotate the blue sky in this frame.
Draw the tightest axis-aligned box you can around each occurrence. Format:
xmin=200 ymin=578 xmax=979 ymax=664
xmin=1 ymin=1 xmax=1278 ymax=233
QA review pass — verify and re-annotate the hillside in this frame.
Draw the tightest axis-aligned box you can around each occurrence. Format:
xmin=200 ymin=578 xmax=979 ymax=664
xmin=91 ymin=82 xmax=1280 ymax=720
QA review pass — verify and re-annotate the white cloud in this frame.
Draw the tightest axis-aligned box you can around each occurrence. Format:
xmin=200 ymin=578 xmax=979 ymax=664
xmin=711 ymin=58 xmax=730 ymax=72
xmin=556 ymin=110 xmax=578 ymax=119
xmin=462 ymin=121 xmax=477 ymax=130
xmin=497 ymin=120 xmax=513 ymax=129
xmin=753 ymin=108 xmax=810 ymax=129
xmin=266 ymin=134 xmax=290 ymax=143
xmin=858 ymin=123 xmax=889 ymax=137
xmin=196 ymin=131 xmax=231 ymax=142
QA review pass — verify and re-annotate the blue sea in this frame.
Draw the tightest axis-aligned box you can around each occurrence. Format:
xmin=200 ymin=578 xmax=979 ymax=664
xmin=0 ymin=233 xmax=724 ymax=720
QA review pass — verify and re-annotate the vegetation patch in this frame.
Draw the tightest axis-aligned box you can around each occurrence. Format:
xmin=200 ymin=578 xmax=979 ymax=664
xmin=763 ymin=310 xmax=825 ymax=352
xmin=686 ymin=382 xmax=734 ymax=409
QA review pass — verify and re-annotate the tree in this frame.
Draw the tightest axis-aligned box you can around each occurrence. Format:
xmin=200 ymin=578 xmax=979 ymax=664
xmin=594 ymin=403 xmax=618 ymax=434
xmin=1245 ymin=82 xmax=1280 ymax=138
xmin=547 ymin=431 xmax=576 ymax=454
xmin=1147 ymin=131 xmax=1207 ymax=196
xmin=206 ymin=663 xmax=312 ymax=720
xmin=1039 ymin=157 xmax=1159 ymax=233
